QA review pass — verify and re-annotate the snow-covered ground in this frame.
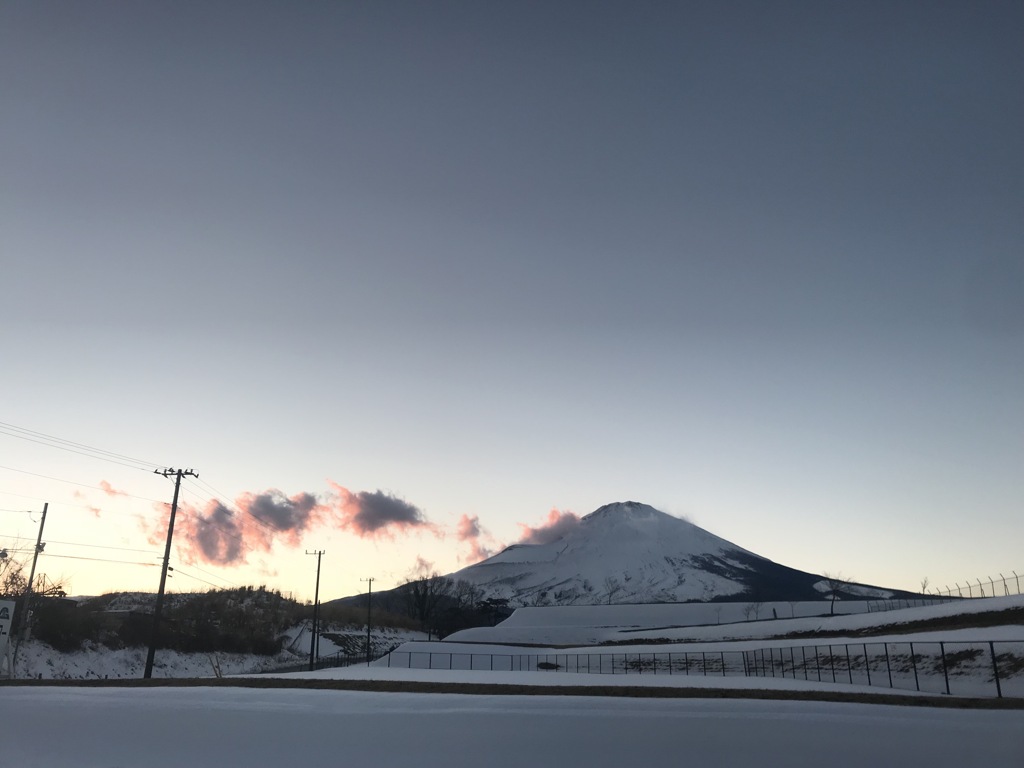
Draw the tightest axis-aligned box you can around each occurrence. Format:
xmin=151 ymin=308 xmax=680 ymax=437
xmin=11 ymin=623 xmax=427 ymax=680
xmin=447 ymin=594 xmax=1024 ymax=646
xmin=1 ymin=686 xmax=1021 ymax=768
xmin=363 ymin=596 xmax=1024 ymax=699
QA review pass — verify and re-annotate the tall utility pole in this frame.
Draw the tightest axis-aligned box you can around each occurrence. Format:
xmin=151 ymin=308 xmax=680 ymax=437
xmin=361 ymin=577 xmax=374 ymax=665
xmin=144 ymin=468 xmax=197 ymax=679
xmin=13 ymin=503 xmax=48 ymax=666
xmin=306 ymin=550 xmax=324 ymax=671
xmin=24 ymin=503 xmax=48 ymax=606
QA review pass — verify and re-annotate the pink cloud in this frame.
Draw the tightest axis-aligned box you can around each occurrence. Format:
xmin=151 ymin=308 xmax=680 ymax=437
xmin=456 ymin=513 xmax=501 ymax=563
xmin=99 ymin=480 xmax=129 ymax=497
xmin=517 ymin=508 xmax=580 ymax=545
xmin=328 ymin=481 xmax=437 ymax=539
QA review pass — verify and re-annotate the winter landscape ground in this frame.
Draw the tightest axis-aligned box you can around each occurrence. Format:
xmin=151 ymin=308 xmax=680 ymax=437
xmin=3 ymin=686 xmax=1021 ymax=768
xmin=3 ymin=592 xmax=1022 ymax=767
xmin=3 ymin=504 xmax=1021 ymax=766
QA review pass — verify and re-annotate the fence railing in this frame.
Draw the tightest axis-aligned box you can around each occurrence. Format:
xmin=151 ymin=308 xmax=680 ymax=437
xmin=865 ymin=597 xmax=957 ymax=613
xmin=931 ymin=572 xmax=1022 ymax=599
xmin=265 ymin=653 xmax=367 ymax=674
xmin=384 ymin=640 xmax=1024 ymax=699
xmin=743 ymin=640 xmax=1021 ymax=698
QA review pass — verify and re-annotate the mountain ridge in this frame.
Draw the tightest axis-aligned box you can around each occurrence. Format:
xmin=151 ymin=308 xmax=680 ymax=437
xmin=448 ymin=500 xmax=899 ymax=606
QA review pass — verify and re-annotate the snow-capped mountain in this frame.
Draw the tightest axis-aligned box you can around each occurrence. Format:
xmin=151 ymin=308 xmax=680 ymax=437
xmin=449 ymin=501 xmax=895 ymax=606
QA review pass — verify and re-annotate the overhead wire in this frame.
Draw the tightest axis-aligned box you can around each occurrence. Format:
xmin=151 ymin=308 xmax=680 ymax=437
xmin=0 ymin=465 xmax=165 ymax=504
xmin=171 ymin=567 xmax=231 ymax=590
xmin=41 ymin=553 xmax=159 ymax=567
xmin=0 ymin=421 xmax=162 ymax=472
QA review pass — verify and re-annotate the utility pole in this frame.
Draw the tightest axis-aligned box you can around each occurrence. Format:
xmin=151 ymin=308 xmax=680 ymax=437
xmin=144 ymin=468 xmax=197 ymax=679
xmin=306 ymin=550 xmax=324 ymax=671
xmin=13 ymin=503 xmax=48 ymax=669
xmin=361 ymin=577 xmax=374 ymax=665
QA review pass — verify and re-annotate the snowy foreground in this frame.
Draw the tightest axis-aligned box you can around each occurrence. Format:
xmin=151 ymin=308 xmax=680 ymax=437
xmin=1 ymin=685 xmax=1021 ymax=768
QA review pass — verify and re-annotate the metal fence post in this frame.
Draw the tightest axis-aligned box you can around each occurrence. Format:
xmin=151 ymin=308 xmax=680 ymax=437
xmin=989 ymin=642 xmax=1003 ymax=698
xmin=910 ymin=642 xmax=919 ymax=691
xmin=845 ymin=644 xmax=853 ymax=684
xmin=940 ymin=642 xmax=950 ymax=695
xmin=863 ymin=643 xmax=871 ymax=686
xmin=884 ymin=643 xmax=892 ymax=688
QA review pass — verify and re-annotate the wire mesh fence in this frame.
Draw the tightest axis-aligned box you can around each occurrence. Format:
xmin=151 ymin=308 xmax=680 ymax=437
xmin=931 ymin=573 xmax=1022 ymax=598
xmin=384 ymin=640 xmax=1024 ymax=699
xmin=865 ymin=597 xmax=957 ymax=613
xmin=743 ymin=640 xmax=1024 ymax=699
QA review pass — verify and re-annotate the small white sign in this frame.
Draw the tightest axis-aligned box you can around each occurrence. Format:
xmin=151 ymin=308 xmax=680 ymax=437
xmin=0 ymin=600 xmax=15 ymax=656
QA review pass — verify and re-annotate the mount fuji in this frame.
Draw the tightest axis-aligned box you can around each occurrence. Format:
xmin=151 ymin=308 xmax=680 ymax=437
xmin=448 ymin=501 xmax=900 ymax=606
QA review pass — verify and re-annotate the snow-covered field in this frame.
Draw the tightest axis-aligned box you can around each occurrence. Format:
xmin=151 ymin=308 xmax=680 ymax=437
xmin=3 ymin=596 xmax=1021 ymax=766
xmin=368 ymin=596 xmax=1024 ymax=699
xmin=448 ymin=594 xmax=1024 ymax=646
xmin=11 ymin=623 xmax=426 ymax=680
xmin=1 ymin=686 xmax=1021 ymax=768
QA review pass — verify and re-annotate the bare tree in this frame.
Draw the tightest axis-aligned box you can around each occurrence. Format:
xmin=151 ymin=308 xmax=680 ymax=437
xmin=0 ymin=554 xmax=28 ymax=598
xmin=397 ymin=567 xmax=456 ymax=638
xmin=920 ymin=576 xmax=930 ymax=595
xmin=822 ymin=572 xmax=852 ymax=616
xmin=603 ymin=577 xmax=624 ymax=605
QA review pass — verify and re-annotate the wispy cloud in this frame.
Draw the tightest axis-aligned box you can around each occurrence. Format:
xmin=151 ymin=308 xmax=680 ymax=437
xmin=517 ymin=508 xmax=580 ymax=545
xmin=456 ymin=513 xmax=501 ymax=563
xmin=99 ymin=480 xmax=129 ymax=497
xmin=72 ymin=490 xmax=102 ymax=517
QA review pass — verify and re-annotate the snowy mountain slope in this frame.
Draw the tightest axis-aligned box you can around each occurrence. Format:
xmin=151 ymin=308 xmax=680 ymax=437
xmin=448 ymin=501 xmax=900 ymax=606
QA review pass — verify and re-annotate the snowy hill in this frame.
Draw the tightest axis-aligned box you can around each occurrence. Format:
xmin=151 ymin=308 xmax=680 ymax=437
xmin=448 ymin=501 xmax=900 ymax=606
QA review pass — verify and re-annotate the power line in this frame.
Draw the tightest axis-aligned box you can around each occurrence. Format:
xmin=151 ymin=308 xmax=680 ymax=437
xmin=0 ymin=490 xmax=143 ymax=518
xmin=41 ymin=553 xmax=159 ymax=567
xmin=171 ymin=567 xmax=226 ymax=590
xmin=0 ymin=421 xmax=162 ymax=471
xmin=170 ymin=558 xmax=243 ymax=589
xmin=0 ymin=465 xmax=165 ymax=503
xmin=43 ymin=539 xmax=163 ymax=556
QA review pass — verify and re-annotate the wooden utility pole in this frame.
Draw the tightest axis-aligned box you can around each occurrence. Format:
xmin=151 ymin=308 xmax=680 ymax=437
xmin=12 ymin=503 xmax=48 ymax=669
xmin=306 ymin=550 xmax=324 ymax=671
xmin=144 ymin=468 xmax=197 ymax=679
xmin=362 ymin=576 xmax=374 ymax=665
xmin=24 ymin=503 xmax=48 ymax=606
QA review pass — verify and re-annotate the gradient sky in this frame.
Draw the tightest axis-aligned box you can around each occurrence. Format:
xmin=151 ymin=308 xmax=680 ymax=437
xmin=2 ymin=1 xmax=1022 ymax=602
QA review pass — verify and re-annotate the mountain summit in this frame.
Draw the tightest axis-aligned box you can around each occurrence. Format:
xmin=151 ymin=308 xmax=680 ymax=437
xmin=451 ymin=501 xmax=891 ymax=605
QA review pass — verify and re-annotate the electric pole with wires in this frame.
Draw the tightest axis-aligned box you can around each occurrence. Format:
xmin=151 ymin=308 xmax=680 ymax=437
xmin=306 ymin=550 xmax=324 ymax=671
xmin=144 ymin=468 xmax=197 ymax=679
xmin=362 ymin=576 xmax=374 ymax=665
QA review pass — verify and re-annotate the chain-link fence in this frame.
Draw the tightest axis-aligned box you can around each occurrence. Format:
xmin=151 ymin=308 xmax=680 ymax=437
xmin=932 ymin=573 xmax=1022 ymax=598
xmin=384 ymin=639 xmax=1024 ymax=699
